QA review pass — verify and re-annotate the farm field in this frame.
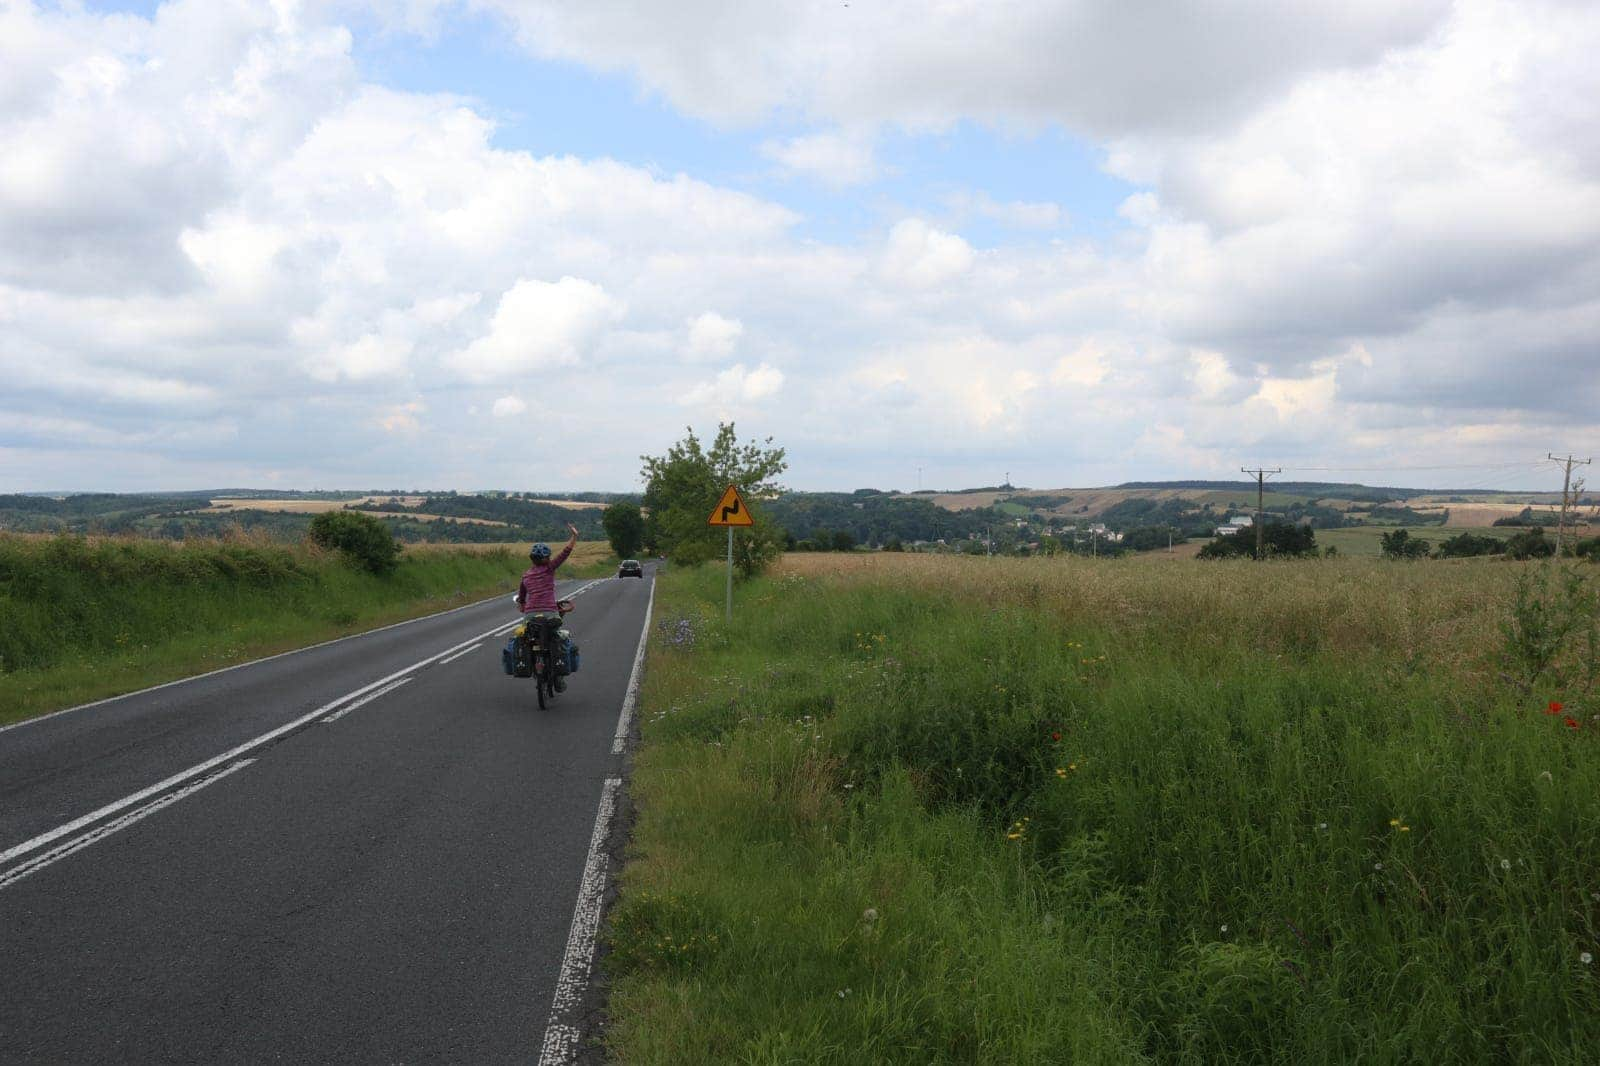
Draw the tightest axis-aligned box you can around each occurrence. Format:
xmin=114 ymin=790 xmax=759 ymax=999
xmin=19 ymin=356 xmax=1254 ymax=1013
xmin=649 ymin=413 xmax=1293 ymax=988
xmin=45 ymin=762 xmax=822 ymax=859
xmin=923 ymin=485 xmax=1584 ymax=527
xmin=527 ymin=498 xmax=609 ymax=509
xmin=199 ymin=498 xmax=510 ymax=526
xmin=606 ymin=551 xmax=1600 ymax=1062
xmin=205 ymin=495 xmax=409 ymax=513
xmin=407 ymin=540 xmax=620 ymax=576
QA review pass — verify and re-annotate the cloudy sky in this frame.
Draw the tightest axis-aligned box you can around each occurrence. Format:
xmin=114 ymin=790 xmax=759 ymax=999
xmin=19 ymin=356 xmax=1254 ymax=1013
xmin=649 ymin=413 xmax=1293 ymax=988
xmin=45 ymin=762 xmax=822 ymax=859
xmin=2 ymin=0 xmax=1597 ymax=493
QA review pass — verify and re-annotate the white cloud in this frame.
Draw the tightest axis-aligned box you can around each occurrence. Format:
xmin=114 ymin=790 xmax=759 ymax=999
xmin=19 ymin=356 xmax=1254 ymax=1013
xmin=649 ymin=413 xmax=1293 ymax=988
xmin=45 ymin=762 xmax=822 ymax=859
xmin=681 ymin=362 xmax=785 ymax=406
xmin=879 ymin=219 xmax=974 ymax=288
xmin=684 ymin=311 xmax=743 ymax=361
xmin=306 ymin=333 xmax=413 ymax=383
xmin=445 ymin=277 xmax=623 ymax=383
xmin=378 ymin=400 xmax=424 ymax=433
xmin=454 ymin=0 xmax=1450 ymax=134
xmin=760 ymin=129 xmax=878 ymax=187
xmin=491 ymin=394 xmax=527 ymax=417
xmin=3 ymin=0 xmax=1599 ymax=492
xmin=1050 ymin=341 xmax=1109 ymax=388
xmin=950 ymin=191 xmax=1064 ymax=230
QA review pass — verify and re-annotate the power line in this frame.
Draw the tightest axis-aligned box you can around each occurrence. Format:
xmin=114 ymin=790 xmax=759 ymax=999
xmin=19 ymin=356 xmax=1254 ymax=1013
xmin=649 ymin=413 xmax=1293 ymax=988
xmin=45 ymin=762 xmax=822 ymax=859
xmin=1436 ymin=463 xmax=1555 ymax=493
xmin=1279 ymin=461 xmax=1546 ymax=472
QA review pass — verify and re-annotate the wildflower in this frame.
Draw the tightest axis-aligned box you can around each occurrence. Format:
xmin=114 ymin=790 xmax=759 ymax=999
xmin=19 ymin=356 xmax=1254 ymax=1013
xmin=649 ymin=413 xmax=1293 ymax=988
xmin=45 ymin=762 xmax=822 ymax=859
xmin=1584 ymin=953 xmax=1594 ymax=966
xmin=1374 ymin=862 xmax=1384 ymax=872
xmin=1318 ymin=822 xmax=1328 ymax=830
xmin=862 ymin=908 xmax=878 ymax=923
xmin=1501 ymin=859 xmax=1512 ymax=870
xmin=1541 ymin=771 xmax=1553 ymax=782
xmin=1565 ymin=716 xmax=1581 ymax=730
xmin=1592 ymin=892 xmax=1599 ymax=902
xmin=1548 ymin=701 xmax=1564 ymax=715
xmin=1068 ymin=762 xmax=1078 ymax=772
xmin=1051 ymin=731 xmax=1062 ymax=742
xmin=1055 ymin=768 xmax=1067 ymax=778
xmin=1400 ymin=826 xmax=1411 ymax=832
xmin=1220 ymin=924 xmax=1228 ymax=934
xmin=1389 ymin=819 xmax=1400 ymax=827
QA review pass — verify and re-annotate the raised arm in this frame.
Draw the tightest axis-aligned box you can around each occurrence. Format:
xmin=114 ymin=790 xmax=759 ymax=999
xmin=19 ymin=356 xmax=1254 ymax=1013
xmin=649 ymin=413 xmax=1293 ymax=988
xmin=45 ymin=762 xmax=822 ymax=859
xmin=551 ymin=523 xmax=579 ymax=569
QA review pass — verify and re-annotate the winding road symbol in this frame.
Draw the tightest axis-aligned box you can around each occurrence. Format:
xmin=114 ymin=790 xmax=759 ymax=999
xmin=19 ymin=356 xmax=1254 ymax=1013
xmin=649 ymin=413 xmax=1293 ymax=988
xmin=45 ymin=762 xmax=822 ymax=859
xmin=707 ymin=484 xmax=754 ymax=527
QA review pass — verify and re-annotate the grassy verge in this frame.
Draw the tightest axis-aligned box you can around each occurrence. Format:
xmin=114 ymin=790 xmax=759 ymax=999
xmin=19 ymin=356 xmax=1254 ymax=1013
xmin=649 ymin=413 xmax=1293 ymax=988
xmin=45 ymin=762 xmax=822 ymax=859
xmin=604 ymin=553 xmax=1600 ymax=1062
xmin=0 ymin=533 xmax=530 ymax=725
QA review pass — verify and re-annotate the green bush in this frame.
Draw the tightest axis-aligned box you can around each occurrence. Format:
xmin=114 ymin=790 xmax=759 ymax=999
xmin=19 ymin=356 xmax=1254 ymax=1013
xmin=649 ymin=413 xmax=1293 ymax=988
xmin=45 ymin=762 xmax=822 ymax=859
xmin=1198 ymin=521 xmax=1317 ymax=559
xmin=1504 ymin=527 xmax=1555 ymax=560
xmin=308 ymin=510 xmax=400 ymax=575
xmin=1437 ymin=531 xmax=1507 ymax=558
xmin=1380 ymin=528 xmax=1431 ymax=559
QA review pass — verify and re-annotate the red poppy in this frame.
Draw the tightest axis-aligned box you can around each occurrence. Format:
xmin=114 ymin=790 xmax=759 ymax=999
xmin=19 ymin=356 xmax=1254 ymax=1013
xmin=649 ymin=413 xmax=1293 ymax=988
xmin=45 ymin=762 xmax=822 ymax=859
xmin=1547 ymin=701 xmax=1564 ymax=715
xmin=1051 ymin=732 xmax=1062 ymax=742
xmin=1565 ymin=716 xmax=1581 ymax=730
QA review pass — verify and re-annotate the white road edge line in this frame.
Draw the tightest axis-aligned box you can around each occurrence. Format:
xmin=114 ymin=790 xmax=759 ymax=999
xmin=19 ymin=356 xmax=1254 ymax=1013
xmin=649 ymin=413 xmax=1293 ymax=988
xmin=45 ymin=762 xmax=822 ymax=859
xmin=0 ymin=577 xmax=605 ymax=867
xmin=321 ymin=677 xmax=413 ymax=724
xmin=0 ymin=589 xmax=514 ymax=736
xmin=538 ymin=776 xmax=622 ymax=1066
xmin=0 ymin=759 xmax=257 ymax=891
xmin=435 ymin=643 xmax=482 ymax=666
xmin=611 ymin=578 xmax=656 ymax=755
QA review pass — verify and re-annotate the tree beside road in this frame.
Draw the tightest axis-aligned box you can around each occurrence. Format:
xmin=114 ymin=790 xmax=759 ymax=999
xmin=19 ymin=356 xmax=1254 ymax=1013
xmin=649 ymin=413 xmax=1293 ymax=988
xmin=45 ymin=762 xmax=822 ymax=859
xmin=602 ymin=501 xmax=645 ymax=560
xmin=640 ymin=423 xmax=786 ymax=576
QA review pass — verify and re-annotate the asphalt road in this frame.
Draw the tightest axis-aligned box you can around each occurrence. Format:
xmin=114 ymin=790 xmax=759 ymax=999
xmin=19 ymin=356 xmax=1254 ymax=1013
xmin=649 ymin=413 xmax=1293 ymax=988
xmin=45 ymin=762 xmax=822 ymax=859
xmin=0 ymin=567 xmax=655 ymax=1064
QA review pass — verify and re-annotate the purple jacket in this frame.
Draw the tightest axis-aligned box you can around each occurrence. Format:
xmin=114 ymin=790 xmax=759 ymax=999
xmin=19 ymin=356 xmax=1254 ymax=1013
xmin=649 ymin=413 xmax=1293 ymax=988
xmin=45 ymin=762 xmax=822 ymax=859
xmin=517 ymin=542 xmax=573 ymax=612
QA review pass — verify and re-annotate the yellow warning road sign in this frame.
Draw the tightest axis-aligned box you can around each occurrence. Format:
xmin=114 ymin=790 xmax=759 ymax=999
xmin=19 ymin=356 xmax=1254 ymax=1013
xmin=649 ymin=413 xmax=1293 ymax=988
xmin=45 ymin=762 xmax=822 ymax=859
xmin=707 ymin=484 xmax=753 ymax=526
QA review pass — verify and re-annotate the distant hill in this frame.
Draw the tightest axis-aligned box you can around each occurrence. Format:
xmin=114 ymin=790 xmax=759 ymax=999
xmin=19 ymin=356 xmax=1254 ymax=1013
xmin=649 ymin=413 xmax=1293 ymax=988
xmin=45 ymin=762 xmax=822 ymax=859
xmin=4 ymin=482 xmax=1588 ymax=552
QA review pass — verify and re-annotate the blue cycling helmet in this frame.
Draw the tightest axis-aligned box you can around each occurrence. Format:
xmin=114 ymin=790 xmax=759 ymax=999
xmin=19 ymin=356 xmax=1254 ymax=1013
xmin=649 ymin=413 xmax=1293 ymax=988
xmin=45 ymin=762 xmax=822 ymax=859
xmin=529 ymin=542 xmax=552 ymax=562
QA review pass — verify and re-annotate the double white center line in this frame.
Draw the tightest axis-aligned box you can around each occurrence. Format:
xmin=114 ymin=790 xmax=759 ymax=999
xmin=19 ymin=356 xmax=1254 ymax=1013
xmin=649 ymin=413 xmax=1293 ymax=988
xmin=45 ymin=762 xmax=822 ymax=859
xmin=0 ymin=578 xmax=605 ymax=891
xmin=0 ymin=759 xmax=258 ymax=891
xmin=436 ymin=643 xmax=482 ymax=666
xmin=321 ymin=677 xmax=414 ymax=724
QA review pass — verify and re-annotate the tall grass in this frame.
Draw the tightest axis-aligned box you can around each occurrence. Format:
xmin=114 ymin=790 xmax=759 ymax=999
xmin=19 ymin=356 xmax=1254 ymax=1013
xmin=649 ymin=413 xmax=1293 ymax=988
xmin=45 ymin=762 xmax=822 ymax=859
xmin=0 ymin=533 xmax=525 ymax=723
xmin=604 ymin=553 xmax=1600 ymax=1062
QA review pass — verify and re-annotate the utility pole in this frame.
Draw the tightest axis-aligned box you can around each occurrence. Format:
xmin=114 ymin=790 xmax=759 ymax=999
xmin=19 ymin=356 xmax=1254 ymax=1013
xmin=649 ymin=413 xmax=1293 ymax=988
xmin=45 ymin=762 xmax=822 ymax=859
xmin=1241 ymin=467 xmax=1281 ymax=560
xmin=1548 ymin=453 xmax=1592 ymax=558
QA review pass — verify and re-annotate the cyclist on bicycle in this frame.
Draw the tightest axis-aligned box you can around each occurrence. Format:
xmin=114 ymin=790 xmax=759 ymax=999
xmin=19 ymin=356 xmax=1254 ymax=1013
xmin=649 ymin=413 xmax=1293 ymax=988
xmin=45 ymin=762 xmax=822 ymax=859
xmin=518 ymin=523 xmax=579 ymax=689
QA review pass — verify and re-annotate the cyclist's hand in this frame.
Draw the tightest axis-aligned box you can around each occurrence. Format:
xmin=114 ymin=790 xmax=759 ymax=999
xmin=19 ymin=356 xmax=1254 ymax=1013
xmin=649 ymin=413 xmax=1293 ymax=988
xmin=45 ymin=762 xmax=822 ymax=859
xmin=567 ymin=523 xmax=579 ymax=538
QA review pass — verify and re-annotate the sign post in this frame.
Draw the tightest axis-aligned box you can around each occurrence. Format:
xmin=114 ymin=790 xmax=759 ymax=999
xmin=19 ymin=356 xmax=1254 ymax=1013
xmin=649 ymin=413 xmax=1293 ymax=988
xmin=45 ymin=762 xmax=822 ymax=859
xmin=707 ymin=484 xmax=753 ymax=622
